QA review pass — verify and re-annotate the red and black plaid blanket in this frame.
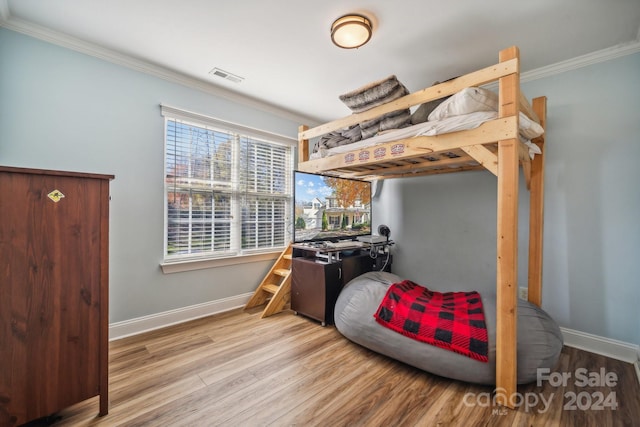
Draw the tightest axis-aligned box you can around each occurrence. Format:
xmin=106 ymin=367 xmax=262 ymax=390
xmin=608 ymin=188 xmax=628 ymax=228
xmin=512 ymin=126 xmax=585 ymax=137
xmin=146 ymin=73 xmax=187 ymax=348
xmin=374 ymin=280 xmax=489 ymax=362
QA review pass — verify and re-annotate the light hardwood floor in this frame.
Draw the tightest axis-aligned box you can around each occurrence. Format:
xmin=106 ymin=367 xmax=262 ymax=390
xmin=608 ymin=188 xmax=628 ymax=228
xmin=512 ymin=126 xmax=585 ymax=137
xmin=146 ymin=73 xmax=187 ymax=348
xmin=27 ymin=308 xmax=640 ymax=426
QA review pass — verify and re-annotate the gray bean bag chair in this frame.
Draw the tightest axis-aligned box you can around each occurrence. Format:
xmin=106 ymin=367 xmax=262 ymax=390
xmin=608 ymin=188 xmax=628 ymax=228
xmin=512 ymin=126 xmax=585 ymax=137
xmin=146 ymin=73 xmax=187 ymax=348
xmin=334 ymin=271 xmax=563 ymax=385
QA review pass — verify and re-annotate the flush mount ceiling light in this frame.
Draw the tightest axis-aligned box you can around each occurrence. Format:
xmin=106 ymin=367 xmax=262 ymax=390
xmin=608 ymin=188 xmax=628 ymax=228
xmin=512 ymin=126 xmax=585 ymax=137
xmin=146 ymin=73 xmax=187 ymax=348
xmin=331 ymin=14 xmax=372 ymax=49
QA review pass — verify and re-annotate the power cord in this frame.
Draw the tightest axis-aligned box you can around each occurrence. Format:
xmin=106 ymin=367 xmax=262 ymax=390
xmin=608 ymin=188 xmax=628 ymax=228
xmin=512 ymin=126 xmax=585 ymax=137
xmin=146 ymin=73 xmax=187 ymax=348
xmin=379 ymin=249 xmax=391 ymax=272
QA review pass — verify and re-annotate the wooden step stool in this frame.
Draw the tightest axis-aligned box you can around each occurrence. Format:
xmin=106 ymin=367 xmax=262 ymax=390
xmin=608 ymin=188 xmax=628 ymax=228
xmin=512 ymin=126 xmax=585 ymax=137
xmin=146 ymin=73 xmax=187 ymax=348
xmin=244 ymin=243 xmax=293 ymax=318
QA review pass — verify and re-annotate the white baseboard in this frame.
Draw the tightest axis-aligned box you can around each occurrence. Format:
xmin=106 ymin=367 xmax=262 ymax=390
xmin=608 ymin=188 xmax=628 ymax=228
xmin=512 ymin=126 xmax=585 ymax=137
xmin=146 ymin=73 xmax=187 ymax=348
xmin=560 ymin=327 xmax=639 ymax=364
xmin=109 ymin=292 xmax=252 ymax=341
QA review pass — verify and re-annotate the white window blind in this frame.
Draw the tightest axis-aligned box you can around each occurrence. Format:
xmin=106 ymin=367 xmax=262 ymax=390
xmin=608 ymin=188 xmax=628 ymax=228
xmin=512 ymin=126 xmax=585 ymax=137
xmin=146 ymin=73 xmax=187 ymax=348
xmin=162 ymin=105 xmax=293 ymax=262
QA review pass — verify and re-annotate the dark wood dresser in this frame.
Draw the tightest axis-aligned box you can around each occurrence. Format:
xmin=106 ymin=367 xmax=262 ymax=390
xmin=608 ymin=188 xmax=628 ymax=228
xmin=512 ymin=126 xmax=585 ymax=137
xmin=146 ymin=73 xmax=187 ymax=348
xmin=0 ymin=166 xmax=113 ymax=426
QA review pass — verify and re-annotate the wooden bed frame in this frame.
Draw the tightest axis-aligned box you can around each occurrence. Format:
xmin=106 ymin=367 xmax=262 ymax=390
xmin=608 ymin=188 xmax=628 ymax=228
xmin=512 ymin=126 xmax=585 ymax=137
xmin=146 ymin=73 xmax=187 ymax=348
xmin=297 ymin=46 xmax=546 ymax=408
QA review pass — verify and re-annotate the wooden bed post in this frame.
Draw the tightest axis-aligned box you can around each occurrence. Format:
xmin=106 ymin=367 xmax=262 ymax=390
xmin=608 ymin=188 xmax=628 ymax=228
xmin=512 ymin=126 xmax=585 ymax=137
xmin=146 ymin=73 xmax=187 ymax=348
xmin=528 ymin=97 xmax=547 ymax=307
xmin=496 ymin=46 xmax=520 ymax=409
xmin=298 ymin=125 xmax=309 ymax=163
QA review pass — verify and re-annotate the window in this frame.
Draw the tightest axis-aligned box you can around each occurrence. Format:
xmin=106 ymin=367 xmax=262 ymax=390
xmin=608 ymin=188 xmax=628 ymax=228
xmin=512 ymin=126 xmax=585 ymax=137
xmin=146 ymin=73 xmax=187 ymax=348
xmin=161 ymin=105 xmax=294 ymax=263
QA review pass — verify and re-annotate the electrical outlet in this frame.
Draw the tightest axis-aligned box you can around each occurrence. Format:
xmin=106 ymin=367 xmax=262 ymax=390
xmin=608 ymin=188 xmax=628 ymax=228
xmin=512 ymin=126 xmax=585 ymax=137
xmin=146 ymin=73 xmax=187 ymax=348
xmin=518 ymin=287 xmax=528 ymax=300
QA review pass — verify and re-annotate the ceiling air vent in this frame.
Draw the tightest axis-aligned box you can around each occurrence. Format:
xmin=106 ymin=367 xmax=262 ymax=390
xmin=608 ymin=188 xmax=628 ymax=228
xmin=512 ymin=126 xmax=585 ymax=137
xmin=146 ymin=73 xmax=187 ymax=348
xmin=209 ymin=67 xmax=244 ymax=83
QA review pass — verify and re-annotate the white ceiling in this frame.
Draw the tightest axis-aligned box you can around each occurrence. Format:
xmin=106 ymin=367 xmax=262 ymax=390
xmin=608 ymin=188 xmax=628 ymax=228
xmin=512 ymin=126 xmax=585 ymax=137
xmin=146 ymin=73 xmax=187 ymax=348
xmin=2 ymin=0 xmax=640 ymax=123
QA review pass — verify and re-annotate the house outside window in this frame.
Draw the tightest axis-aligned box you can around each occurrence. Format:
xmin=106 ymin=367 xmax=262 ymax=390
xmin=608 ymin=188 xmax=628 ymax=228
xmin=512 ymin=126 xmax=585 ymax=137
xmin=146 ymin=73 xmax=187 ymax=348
xmin=161 ymin=105 xmax=294 ymax=263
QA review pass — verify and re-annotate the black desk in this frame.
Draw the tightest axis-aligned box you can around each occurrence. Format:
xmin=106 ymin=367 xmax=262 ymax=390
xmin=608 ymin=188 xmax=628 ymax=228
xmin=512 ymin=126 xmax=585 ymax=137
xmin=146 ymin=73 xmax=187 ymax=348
xmin=291 ymin=242 xmax=393 ymax=326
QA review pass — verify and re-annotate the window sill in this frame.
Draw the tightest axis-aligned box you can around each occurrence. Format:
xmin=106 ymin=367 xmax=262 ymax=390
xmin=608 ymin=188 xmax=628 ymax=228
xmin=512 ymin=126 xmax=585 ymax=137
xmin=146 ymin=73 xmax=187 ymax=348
xmin=160 ymin=250 xmax=282 ymax=274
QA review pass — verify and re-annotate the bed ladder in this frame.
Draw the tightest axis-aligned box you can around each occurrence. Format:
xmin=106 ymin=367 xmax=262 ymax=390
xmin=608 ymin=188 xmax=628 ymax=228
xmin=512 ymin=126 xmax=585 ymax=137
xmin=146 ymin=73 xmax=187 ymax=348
xmin=244 ymin=243 xmax=293 ymax=318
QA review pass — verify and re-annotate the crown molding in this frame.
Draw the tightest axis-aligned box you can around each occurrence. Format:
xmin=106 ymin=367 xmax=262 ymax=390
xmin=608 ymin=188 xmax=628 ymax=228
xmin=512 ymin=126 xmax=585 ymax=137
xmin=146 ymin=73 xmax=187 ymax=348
xmin=0 ymin=15 xmax=320 ymax=127
xmin=521 ymin=40 xmax=640 ymax=83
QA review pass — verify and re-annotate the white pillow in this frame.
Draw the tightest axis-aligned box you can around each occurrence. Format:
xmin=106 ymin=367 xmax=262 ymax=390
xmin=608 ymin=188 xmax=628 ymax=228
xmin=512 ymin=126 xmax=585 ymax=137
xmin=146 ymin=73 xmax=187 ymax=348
xmin=518 ymin=112 xmax=545 ymax=140
xmin=428 ymin=87 xmax=498 ymax=121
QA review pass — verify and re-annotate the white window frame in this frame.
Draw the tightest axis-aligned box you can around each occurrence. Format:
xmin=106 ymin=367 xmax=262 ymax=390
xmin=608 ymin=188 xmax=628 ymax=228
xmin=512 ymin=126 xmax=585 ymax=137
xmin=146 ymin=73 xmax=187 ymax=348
xmin=160 ymin=104 xmax=295 ymax=272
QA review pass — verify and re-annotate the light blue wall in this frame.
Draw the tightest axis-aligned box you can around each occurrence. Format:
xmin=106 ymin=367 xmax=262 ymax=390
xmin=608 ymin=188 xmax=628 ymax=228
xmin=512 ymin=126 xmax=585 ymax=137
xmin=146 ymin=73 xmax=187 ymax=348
xmin=0 ymin=28 xmax=300 ymax=323
xmin=375 ymin=52 xmax=640 ymax=345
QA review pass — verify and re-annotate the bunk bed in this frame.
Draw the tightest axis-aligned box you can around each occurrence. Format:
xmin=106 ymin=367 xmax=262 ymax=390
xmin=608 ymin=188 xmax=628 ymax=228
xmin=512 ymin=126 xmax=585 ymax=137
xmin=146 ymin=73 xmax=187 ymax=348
xmin=297 ymin=46 xmax=549 ymax=408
